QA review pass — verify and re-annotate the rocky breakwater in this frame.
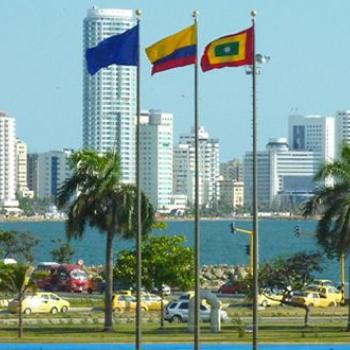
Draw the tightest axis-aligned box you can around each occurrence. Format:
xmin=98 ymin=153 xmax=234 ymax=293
xmin=200 ymin=264 xmax=249 ymax=291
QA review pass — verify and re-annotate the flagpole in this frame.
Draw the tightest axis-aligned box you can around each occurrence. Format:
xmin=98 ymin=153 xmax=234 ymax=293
xmin=135 ymin=9 xmax=142 ymax=350
xmin=251 ymin=9 xmax=259 ymax=350
xmin=192 ymin=10 xmax=200 ymax=350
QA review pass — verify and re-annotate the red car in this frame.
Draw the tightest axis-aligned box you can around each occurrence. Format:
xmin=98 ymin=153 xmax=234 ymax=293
xmin=217 ymin=281 xmax=247 ymax=295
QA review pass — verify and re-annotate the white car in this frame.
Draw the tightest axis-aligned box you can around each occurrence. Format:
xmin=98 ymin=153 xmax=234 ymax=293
xmin=152 ymin=284 xmax=171 ymax=296
xmin=164 ymin=300 xmax=228 ymax=323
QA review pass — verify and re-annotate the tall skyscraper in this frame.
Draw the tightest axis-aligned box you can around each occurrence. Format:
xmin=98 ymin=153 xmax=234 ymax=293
xmin=15 ymin=139 xmax=33 ymax=198
xmin=140 ymin=110 xmax=173 ymax=211
xmin=37 ymin=149 xmax=73 ymax=199
xmin=0 ymin=112 xmax=18 ymax=208
xmin=288 ymin=114 xmax=335 ymax=162
xmin=83 ymin=7 xmax=136 ymax=183
xmin=173 ymin=126 xmax=220 ymax=208
xmin=335 ymin=110 xmax=350 ymax=156
xmin=27 ymin=153 xmax=39 ymax=197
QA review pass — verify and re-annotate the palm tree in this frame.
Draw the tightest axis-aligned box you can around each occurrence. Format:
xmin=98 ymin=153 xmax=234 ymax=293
xmin=303 ymin=143 xmax=350 ymax=330
xmin=56 ymin=150 xmax=154 ymax=331
xmin=0 ymin=263 xmax=36 ymax=337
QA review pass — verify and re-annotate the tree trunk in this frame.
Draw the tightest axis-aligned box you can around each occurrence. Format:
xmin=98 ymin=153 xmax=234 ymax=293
xmin=281 ymin=300 xmax=310 ymax=328
xmin=104 ymin=230 xmax=114 ymax=332
xmin=18 ymin=295 xmax=23 ymax=338
xmin=303 ymin=305 xmax=310 ymax=328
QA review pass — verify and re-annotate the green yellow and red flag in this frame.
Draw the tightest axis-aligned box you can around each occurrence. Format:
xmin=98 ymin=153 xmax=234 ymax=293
xmin=201 ymin=26 xmax=254 ymax=72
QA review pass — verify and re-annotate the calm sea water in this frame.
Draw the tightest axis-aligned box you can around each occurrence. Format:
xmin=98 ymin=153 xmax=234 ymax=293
xmin=0 ymin=219 xmax=346 ymax=281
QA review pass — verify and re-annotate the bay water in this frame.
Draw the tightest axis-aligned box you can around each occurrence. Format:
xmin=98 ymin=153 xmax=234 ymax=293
xmin=0 ymin=219 xmax=345 ymax=281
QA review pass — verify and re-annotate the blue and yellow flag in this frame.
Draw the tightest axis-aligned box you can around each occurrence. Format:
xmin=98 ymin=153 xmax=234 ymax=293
xmin=146 ymin=25 xmax=197 ymax=75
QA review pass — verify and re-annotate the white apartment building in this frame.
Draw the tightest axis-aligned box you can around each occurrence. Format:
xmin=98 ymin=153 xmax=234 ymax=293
xmin=140 ymin=110 xmax=173 ymax=211
xmin=335 ymin=110 xmax=350 ymax=156
xmin=288 ymin=114 xmax=335 ymax=162
xmin=173 ymin=126 xmax=220 ymax=208
xmin=15 ymin=139 xmax=33 ymax=198
xmin=232 ymin=181 xmax=244 ymax=209
xmin=244 ymin=138 xmax=321 ymax=208
xmin=219 ymin=179 xmax=244 ymax=210
xmin=37 ymin=150 xmax=73 ymax=199
xmin=0 ymin=112 xmax=18 ymax=208
xmin=83 ymin=7 xmax=136 ymax=184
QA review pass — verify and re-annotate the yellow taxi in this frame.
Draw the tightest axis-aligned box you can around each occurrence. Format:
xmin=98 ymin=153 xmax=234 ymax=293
xmin=178 ymin=291 xmax=212 ymax=306
xmin=112 ymin=294 xmax=148 ymax=312
xmin=141 ymin=292 xmax=168 ymax=311
xmin=8 ymin=292 xmax=70 ymax=315
xmin=245 ymin=291 xmax=283 ymax=307
xmin=291 ymin=290 xmax=339 ymax=307
xmin=258 ymin=292 xmax=283 ymax=307
xmin=315 ymin=285 xmax=342 ymax=305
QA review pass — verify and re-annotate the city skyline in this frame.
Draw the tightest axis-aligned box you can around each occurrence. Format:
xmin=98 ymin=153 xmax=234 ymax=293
xmin=0 ymin=1 xmax=349 ymax=161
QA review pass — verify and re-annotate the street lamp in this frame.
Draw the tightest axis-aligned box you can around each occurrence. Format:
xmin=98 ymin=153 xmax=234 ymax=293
xmin=246 ymin=54 xmax=270 ymax=75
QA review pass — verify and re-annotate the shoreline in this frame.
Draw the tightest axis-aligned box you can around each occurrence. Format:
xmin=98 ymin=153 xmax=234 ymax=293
xmin=0 ymin=214 xmax=319 ymax=223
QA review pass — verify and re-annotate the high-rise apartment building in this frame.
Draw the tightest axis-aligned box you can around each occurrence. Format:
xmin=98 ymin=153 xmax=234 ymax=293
xmin=15 ymin=139 xmax=33 ymax=198
xmin=37 ymin=150 xmax=73 ymax=199
xmin=335 ymin=110 xmax=350 ymax=156
xmin=288 ymin=114 xmax=335 ymax=162
xmin=140 ymin=110 xmax=173 ymax=211
xmin=173 ymin=126 xmax=220 ymax=208
xmin=0 ymin=112 xmax=18 ymax=208
xmin=83 ymin=7 xmax=136 ymax=183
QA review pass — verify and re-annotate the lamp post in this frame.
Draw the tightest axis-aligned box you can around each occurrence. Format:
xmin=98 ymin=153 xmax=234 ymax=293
xmin=245 ymin=11 xmax=270 ymax=347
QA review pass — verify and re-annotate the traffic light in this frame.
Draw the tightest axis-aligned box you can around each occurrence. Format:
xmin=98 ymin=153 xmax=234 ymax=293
xmin=294 ymin=225 xmax=301 ymax=237
xmin=245 ymin=244 xmax=250 ymax=255
xmin=230 ymin=223 xmax=235 ymax=234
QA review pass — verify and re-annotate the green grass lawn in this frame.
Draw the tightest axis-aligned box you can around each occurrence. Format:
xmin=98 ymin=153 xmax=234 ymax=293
xmin=1 ymin=322 xmax=350 ymax=343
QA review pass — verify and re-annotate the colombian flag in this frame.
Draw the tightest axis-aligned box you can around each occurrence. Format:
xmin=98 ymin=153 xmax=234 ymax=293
xmin=146 ymin=25 xmax=197 ymax=75
xmin=201 ymin=27 xmax=254 ymax=72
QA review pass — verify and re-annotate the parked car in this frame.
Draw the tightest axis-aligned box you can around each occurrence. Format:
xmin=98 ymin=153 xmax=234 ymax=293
xmin=112 ymin=294 xmax=148 ymax=312
xmin=291 ymin=291 xmax=339 ymax=307
xmin=177 ymin=291 xmax=212 ymax=306
xmin=86 ymin=276 xmax=105 ymax=294
xmin=8 ymin=292 xmax=70 ymax=315
xmin=164 ymin=300 xmax=228 ymax=323
xmin=245 ymin=291 xmax=283 ymax=307
xmin=217 ymin=281 xmax=247 ymax=295
xmin=152 ymin=284 xmax=171 ymax=296
xmin=141 ymin=292 xmax=168 ymax=311
xmin=307 ymin=285 xmax=342 ymax=304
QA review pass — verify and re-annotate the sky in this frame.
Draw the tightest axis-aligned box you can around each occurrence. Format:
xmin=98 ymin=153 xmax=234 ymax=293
xmin=0 ymin=0 xmax=350 ymax=161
